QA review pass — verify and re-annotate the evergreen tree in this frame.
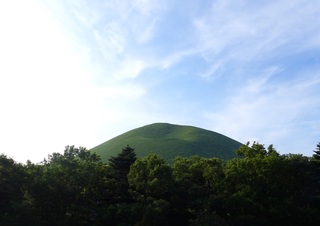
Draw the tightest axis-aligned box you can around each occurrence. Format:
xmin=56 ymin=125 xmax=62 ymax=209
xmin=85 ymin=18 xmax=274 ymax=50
xmin=313 ymin=142 xmax=320 ymax=160
xmin=109 ymin=145 xmax=137 ymax=178
xmin=108 ymin=145 xmax=137 ymax=203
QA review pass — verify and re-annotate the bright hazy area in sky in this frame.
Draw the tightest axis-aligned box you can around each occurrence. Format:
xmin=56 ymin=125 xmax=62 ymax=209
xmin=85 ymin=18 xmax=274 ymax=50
xmin=0 ymin=0 xmax=319 ymax=163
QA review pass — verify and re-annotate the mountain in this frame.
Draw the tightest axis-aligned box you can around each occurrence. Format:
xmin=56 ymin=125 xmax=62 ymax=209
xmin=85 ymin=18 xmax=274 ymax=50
xmin=91 ymin=123 xmax=242 ymax=163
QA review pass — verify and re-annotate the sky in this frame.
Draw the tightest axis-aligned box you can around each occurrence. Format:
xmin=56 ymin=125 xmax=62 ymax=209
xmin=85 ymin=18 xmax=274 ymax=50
xmin=0 ymin=0 xmax=320 ymax=163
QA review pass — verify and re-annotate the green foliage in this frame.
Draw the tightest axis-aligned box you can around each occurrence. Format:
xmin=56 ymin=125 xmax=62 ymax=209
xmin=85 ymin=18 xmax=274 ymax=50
xmin=128 ymin=153 xmax=174 ymax=201
xmin=313 ymin=142 xmax=320 ymax=160
xmin=0 ymin=154 xmax=28 ymax=224
xmin=108 ymin=145 xmax=137 ymax=203
xmin=235 ymin=141 xmax=279 ymax=158
xmin=91 ymin=123 xmax=241 ymax=163
xmin=172 ymin=156 xmax=225 ymax=224
xmin=128 ymin=154 xmax=179 ymax=225
xmin=1 ymin=142 xmax=320 ymax=225
xmin=224 ymin=144 xmax=319 ymax=226
xmin=109 ymin=145 xmax=137 ymax=178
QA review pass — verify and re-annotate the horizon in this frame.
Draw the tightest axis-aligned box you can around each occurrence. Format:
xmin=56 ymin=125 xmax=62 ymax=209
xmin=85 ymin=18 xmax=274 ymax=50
xmin=0 ymin=0 xmax=319 ymax=163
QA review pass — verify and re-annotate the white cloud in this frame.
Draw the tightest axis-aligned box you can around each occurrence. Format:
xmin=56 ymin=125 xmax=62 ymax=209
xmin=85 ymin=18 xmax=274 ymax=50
xmin=115 ymin=59 xmax=147 ymax=80
xmin=199 ymin=61 xmax=223 ymax=82
xmin=135 ymin=18 xmax=158 ymax=44
xmin=190 ymin=0 xmax=320 ymax=77
xmin=246 ymin=67 xmax=282 ymax=93
xmin=204 ymin=71 xmax=320 ymax=154
xmin=1 ymin=0 xmax=319 ymax=162
xmin=93 ymin=22 xmax=127 ymax=58
xmin=133 ymin=0 xmax=162 ymax=16
xmin=0 ymin=0 xmax=116 ymax=162
xmin=160 ymin=48 xmax=198 ymax=69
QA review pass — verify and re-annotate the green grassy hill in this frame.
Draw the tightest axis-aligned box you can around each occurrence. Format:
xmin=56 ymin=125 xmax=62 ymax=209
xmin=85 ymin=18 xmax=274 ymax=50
xmin=91 ymin=123 xmax=242 ymax=163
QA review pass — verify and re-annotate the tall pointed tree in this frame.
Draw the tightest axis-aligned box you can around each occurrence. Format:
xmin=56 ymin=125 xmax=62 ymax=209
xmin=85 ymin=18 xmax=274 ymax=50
xmin=313 ymin=142 xmax=320 ymax=160
xmin=109 ymin=145 xmax=137 ymax=178
xmin=108 ymin=145 xmax=137 ymax=202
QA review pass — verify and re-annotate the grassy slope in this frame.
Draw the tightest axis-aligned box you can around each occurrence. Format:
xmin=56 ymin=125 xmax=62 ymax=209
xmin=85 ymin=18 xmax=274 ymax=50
xmin=91 ymin=123 xmax=242 ymax=163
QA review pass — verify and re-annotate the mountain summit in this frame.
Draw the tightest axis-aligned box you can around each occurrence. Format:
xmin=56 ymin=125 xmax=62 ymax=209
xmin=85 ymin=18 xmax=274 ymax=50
xmin=91 ymin=123 xmax=242 ymax=163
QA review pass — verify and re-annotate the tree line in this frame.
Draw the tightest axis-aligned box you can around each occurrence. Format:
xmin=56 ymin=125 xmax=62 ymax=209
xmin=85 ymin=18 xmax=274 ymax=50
xmin=1 ymin=143 xmax=320 ymax=225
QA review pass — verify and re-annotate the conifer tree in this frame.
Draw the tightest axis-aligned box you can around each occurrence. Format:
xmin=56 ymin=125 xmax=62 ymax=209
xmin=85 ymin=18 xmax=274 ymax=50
xmin=108 ymin=145 xmax=137 ymax=202
xmin=313 ymin=142 xmax=320 ymax=160
xmin=109 ymin=145 xmax=137 ymax=178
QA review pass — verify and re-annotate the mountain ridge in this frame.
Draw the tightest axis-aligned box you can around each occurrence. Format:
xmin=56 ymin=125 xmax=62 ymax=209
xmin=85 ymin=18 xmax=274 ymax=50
xmin=91 ymin=122 xmax=242 ymax=163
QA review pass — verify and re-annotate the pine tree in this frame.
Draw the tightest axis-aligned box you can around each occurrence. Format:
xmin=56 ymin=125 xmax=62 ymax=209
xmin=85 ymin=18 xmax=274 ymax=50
xmin=313 ymin=142 xmax=320 ymax=160
xmin=108 ymin=145 xmax=137 ymax=202
xmin=109 ymin=145 xmax=137 ymax=178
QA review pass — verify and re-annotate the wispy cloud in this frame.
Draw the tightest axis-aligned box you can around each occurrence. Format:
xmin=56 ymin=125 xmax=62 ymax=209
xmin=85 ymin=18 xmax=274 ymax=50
xmin=1 ymin=0 xmax=319 ymax=162
xmin=160 ymin=48 xmax=198 ymax=69
xmin=62 ymin=0 xmax=320 ymax=156
xmin=190 ymin=0 xmax=320 ymax=80
xmin=204 ymin=70 xmax=320 ymax=153
xmin=197 ymin=1 xmax=320 ymax=53
xmin=50 ymin=0 xmax=168 ymax=82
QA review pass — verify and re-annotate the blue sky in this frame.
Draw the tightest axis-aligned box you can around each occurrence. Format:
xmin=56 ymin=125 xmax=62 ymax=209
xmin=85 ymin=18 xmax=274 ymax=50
xmin=0 ymin=0 xmax=319 ymax=163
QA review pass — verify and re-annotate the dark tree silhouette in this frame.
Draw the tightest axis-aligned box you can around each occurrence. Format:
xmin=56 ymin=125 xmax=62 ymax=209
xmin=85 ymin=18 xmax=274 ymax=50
xmin=108 ymin=145 xmax=137 ymax=203
xmin=109 ymin=145 xmax=137 ymax=178
xmin=313 ymin=142 xmax=320 ymax=160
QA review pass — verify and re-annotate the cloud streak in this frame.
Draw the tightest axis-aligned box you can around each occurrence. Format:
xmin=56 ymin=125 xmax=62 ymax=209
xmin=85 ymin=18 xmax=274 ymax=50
xmin=1 ymin=0 xmax=319 ymax=162
xmin=204 ymin=71 xmax=320 ymax=154
xmin=36 ymin=0 xmax=320 ymax=157
xmin=189 ymin=0 xmax=320 ymax=79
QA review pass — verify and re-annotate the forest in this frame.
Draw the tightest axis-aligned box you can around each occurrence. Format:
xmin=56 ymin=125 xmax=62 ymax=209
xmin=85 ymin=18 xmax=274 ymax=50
xmin=1 ymin=143 xmax=320 ymax=226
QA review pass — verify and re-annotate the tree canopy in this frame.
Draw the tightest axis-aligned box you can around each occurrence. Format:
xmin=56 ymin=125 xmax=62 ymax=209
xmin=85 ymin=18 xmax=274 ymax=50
xmin=1 ymin=142 xmax=320 ymax=225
